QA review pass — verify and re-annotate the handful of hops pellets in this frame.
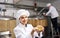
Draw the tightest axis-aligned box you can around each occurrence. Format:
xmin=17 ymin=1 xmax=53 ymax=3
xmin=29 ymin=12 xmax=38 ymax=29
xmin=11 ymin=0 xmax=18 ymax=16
xmin=36 ymin=25 xmax=44 ymax=32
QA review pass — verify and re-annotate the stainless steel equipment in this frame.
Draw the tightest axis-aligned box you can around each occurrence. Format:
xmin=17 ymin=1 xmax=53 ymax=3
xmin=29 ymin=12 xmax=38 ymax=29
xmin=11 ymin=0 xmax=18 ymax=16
xmin=0 ymin=31 xmax=11 ymax=38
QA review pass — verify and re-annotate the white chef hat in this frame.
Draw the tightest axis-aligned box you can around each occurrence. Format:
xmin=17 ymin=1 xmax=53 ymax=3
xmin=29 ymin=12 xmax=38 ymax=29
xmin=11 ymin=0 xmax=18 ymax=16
xmin=46 ymin=3 xmax=51 ymax=7
xmin=15 ymin=9 xmax=30 ymax=19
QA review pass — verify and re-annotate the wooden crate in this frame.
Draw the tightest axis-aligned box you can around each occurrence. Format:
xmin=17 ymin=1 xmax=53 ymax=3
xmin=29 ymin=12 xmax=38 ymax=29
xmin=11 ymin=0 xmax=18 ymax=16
xmin=28 ymin=18 xmax=48 ymax=27
xmin=0 ymin=20 xmax=16 ymax=38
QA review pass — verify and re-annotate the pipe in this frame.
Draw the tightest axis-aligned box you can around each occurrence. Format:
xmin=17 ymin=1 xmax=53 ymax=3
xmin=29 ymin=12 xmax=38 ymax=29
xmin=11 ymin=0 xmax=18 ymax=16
xmin=38 ymin=8 xmax=45 ymax=16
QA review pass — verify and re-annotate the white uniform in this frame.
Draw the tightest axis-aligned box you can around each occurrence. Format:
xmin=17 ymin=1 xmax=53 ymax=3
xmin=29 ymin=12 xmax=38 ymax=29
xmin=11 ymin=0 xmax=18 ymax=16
xmin=14 ymin=23 xmax=43 ymax=38
xmin=33 ymin=31 xmax=43 ymax=38
xmin=46 ymin=6 xmax=59 ymax=18
xmin=14 ymin=23 xmax=33 ymax=38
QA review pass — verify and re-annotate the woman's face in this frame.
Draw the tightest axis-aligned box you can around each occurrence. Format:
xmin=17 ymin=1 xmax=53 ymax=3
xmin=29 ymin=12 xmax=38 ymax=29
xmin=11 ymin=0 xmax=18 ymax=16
xmin=19 ymin=15 xmax=28 ymax=25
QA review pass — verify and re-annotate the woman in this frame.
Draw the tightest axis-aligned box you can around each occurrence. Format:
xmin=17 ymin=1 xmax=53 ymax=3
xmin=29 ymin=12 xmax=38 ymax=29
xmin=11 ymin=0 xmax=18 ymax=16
xmin=14 ymin=9 xmax=44 ymax=38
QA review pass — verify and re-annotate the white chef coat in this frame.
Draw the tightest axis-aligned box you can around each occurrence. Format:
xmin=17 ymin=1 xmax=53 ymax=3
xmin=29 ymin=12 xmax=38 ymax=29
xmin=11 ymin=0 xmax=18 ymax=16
xmin=33 ymin=31 xmax=43 ymax=38
xmin=46 ymin=6 xmax=59 ymax=18
xmin=14 ymin=23 xmax=33 ymax=38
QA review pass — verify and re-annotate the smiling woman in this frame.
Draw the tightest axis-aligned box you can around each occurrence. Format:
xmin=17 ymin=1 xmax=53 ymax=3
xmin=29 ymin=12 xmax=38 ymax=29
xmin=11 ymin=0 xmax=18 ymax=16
xmin=13 ymin=9 xmax=34 ymax=38
xmin=14 ymin=9 xmax=45 ymax=38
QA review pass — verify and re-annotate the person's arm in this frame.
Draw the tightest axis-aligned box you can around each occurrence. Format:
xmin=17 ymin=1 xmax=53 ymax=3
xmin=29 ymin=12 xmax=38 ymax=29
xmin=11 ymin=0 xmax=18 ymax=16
xmin=14 ymin=29 xmax=26 ymax=38
xmin=31 ymin=29 xmax=35 ymax=35
xmin=31 ymin=27 xmax=40 ymax=38
xmin=31 ymin=27 xmax=38 ymax=38
xmin=46 ymin=8 xmax=52 ymax=15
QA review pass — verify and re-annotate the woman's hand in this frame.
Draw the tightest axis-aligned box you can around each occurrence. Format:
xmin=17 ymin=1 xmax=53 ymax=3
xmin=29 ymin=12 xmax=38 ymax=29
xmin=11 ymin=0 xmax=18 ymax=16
xmin=31 ymin=25 xmax=44 ymax=37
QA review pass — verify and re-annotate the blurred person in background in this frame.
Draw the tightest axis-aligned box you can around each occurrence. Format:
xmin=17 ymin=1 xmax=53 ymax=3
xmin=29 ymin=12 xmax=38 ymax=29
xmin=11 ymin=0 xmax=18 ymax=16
xmin=43 ymin=3 xmax=59 ymax=33
xmin=14 ymin=9 xmax=44 ymax=38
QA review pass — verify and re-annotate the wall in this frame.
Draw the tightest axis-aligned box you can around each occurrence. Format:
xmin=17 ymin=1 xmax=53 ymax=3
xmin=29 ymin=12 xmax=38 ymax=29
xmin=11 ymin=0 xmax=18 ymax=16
xmin=0 ymin=0 xmax=60 ymax=22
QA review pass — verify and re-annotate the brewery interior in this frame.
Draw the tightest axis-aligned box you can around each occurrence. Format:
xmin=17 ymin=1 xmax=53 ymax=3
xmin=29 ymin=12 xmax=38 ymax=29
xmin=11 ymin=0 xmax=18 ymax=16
xmin=0 ymin=0 xmax=60 ymax=38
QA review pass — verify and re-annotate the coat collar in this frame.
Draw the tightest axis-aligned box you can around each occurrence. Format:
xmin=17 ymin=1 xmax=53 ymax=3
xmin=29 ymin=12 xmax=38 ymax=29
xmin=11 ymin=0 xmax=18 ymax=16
xmin=18 ymin=23 xmax=26 ymax=28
